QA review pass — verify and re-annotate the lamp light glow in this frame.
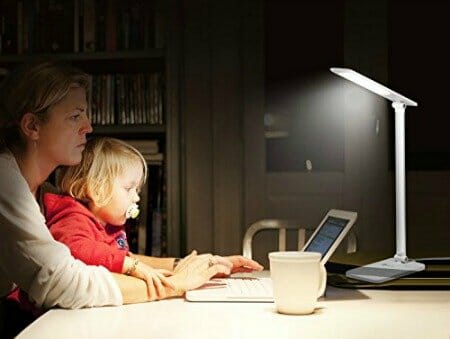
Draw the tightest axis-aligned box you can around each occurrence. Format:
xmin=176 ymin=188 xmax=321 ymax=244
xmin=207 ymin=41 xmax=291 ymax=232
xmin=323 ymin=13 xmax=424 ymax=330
xmin=330 ymin=67 xmax=425 ymax=283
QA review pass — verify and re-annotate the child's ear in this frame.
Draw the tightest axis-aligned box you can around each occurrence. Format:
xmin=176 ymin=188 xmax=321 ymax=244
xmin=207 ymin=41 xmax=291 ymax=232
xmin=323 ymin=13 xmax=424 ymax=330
xmin=20 ymin=113 xmax=41 ymax=140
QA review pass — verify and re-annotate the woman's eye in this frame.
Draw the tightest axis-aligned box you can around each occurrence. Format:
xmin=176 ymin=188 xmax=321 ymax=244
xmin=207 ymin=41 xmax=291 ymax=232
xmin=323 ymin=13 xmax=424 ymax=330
xmin=70 ymin=114 xmax=81 ymax=121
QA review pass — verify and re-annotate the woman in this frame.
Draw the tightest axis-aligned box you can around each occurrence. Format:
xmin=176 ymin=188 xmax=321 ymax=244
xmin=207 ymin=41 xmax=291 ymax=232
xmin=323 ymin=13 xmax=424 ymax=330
xmin=0 ymin=61 xmax=262 ymax=336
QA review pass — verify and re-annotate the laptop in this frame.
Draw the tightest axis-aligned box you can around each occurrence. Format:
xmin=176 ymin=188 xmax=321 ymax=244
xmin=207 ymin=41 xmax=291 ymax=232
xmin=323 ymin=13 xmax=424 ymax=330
xmin=185 ymin=209 xmax=358 ymax=302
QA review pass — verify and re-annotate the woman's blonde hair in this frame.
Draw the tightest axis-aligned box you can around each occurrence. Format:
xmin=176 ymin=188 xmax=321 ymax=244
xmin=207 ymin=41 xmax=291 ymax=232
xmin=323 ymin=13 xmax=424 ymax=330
xmin=0 ymin=60 xmax=89 ymax=153
xmin=58 ymin=137 xmax=148 ymax=207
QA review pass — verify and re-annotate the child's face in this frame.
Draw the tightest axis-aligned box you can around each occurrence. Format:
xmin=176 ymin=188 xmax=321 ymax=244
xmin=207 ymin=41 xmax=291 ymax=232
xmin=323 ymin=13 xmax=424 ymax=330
xmin=94 ymin=164 xmax=143 ymax=226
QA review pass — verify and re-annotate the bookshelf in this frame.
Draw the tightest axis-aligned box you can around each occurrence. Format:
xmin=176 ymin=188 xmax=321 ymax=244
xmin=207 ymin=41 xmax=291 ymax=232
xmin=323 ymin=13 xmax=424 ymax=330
xmin=0 ymin=0 xmax=180 ymax=257
xmin=0 ymin=50 xmax=164 ymax=62
xmin=92 ymin=124 xmax=166 ymax=136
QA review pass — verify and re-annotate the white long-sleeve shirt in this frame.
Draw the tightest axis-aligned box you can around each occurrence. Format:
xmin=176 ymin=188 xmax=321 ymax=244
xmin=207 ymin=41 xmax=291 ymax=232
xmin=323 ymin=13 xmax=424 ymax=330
xmin=0 ymin=151 xmax=123 ymax=308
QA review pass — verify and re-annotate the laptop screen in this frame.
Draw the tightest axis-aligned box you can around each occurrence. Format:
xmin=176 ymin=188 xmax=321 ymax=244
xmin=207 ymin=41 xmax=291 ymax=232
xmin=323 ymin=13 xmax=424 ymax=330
xmin=304 ymin=216 xmax=349 ymax=258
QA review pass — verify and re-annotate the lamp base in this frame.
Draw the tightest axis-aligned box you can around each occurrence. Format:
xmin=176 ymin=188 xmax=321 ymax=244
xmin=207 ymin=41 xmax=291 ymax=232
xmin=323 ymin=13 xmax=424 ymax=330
xmin=346 ymin=257 xmax=425 ymax=283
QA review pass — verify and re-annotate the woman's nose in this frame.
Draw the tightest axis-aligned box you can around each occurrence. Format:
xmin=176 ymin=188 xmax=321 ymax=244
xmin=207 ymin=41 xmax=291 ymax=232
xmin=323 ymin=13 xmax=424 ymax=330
xmin=133 ymin=192 xmax=140 ymax=203
xmin=80 ymin=115 xmax=93 ymax=135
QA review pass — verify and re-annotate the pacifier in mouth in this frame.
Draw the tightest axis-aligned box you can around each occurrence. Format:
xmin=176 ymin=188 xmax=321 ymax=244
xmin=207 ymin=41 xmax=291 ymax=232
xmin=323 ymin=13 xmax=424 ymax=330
xmin=126 ymin=203 xmax=140 ymax=219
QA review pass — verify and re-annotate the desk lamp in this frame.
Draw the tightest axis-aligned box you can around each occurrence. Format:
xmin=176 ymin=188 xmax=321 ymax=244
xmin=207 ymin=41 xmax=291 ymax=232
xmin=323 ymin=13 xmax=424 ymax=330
xmin=330 ymin=67 xmax=425 ymax=283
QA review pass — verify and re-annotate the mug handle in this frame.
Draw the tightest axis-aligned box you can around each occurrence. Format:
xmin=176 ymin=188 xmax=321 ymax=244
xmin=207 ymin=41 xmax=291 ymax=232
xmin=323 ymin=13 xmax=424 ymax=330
xmin=317 ymin=263 xmax=327 ymax=297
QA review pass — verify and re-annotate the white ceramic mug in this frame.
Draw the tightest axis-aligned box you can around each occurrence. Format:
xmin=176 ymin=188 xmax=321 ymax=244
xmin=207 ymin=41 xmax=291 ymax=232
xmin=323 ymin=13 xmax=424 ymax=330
xmin=269 ymin=251 xmax=327 ymax=315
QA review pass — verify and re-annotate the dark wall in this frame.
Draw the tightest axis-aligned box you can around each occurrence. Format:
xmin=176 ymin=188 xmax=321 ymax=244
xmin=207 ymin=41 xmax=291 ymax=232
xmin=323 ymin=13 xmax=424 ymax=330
xmin=390 ymin=1 xmax=450 ymax=170
xmin=180 ymin=0 xmax=449 ymax=259
xmin=265 ymin=0 xmax=450 ymax=171
xmin=261 ymin=0 xmax=449 ymax=260
xmin=265 ymin=1 xmax=345 ymax=172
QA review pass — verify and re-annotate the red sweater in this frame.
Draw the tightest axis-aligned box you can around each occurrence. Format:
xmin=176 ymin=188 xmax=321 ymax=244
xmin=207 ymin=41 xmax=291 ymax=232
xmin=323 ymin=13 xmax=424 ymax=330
xmin=44 ymin=193 xmax=129 ymax=273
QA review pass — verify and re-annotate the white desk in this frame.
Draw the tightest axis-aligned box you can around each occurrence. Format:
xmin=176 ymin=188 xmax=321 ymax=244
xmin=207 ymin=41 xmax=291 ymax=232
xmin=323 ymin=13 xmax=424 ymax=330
xmin=17 ymin=282 xmax=450 ymax=339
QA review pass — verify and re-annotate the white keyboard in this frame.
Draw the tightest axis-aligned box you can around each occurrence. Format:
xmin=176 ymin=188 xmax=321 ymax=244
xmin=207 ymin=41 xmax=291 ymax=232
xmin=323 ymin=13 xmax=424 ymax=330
xmin=185 ymin=276 xmax=274 ymax=302
xmin=226 ymin=278 xmax=273 ymax=299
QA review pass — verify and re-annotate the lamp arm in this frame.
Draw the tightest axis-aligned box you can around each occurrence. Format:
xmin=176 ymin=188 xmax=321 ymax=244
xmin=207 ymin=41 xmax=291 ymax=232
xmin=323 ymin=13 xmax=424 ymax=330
xmin=392 ymin=102 xmax=408 ymax=262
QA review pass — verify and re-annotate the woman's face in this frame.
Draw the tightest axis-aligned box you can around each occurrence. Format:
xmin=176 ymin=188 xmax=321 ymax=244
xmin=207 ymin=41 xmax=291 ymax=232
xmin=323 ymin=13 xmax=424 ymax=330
xmin=36 ymin=86 xmax=92 ymax=167
xmin=93 ymin=164 xmax=143 ymax=226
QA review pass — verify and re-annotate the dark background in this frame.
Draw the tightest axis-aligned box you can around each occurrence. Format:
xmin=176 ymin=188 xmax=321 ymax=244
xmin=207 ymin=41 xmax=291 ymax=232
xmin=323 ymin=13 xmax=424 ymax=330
xmin=265 ymin=0 xmax=450 ymax=171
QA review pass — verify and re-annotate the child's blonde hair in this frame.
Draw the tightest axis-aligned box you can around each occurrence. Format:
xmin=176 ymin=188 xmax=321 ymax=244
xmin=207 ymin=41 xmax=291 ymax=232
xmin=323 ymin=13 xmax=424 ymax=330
xmin=58 ymin=137 xmax=147 ymax=207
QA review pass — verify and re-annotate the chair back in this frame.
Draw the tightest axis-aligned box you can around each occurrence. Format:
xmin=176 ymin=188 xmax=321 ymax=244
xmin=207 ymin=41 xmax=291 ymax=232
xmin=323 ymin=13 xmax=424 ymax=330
xmin=242 ymin=219 xmax=357 ymax=259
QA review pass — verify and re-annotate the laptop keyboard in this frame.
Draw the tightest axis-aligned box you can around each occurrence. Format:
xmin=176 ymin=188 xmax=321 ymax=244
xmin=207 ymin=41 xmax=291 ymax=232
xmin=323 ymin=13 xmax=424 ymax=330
xmin=226 ymin=278 xmax=273 ymax=299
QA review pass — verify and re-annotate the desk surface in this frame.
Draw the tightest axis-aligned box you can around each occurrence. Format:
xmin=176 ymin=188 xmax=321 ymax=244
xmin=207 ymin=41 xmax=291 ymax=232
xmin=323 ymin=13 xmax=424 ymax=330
xmin=18 ymin=279 xmax=450 ymax=339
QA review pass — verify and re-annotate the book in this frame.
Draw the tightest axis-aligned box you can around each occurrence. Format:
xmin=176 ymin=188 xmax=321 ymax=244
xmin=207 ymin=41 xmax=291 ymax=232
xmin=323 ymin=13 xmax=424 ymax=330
xmin=147 ymin=163 xmax=164 ymax=256
xmin=74 ymin=0 xmax=80 ymax=52
xmin=105 ymin=0 xmax=117 ymax=52
xmin=83 ymin=0 xmax=95 ymax=52
xmin=38 ymin=0 xmax=75 ymax=53
xmin=125 ymin=140 xmax=159 ymax=154
xmin=144 ymin=153 xmax=163 ymax=164
xmin=0 ymin=0 xmax=18 ymax=54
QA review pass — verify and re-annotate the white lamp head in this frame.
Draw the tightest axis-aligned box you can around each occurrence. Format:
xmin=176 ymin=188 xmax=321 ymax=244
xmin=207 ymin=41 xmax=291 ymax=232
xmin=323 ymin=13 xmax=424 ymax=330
xmin=330 ymin=67 xmax=417 ymax=107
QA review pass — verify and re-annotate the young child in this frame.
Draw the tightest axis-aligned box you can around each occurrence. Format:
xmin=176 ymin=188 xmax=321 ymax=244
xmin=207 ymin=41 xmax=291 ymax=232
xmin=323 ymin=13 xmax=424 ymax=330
xmin=45 ymin=137 xmax=174 ymax=300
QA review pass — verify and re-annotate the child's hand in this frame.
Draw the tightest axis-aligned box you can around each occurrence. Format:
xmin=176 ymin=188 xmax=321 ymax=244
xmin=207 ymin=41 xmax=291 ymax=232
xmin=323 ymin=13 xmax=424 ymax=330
xmin=130 ymin=261 xmax=175 ymax=300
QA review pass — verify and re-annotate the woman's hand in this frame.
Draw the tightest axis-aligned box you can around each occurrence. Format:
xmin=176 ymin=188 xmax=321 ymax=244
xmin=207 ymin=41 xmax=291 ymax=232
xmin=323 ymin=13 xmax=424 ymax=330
xmin=213 ymin=255 xmax=264 ymax=277
xmin=168 ymin=251 xmax=232 ymax=295
xmin=174 ymin=251 xmax=232 ymax=274
xmin=135 ymin=263 xmax=175 ymax=300
xmin=124 ymin=257 xmax=174 ymax=300
xmin=172 ymin=250 xmax=197 ymax=274
xmin=175 ymin=252 xmax=263 ymax=278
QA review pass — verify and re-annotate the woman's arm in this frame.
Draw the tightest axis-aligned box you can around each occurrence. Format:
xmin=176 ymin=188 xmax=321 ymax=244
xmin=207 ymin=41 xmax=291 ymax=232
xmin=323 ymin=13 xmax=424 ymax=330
xmin=0 ymin=155 xmax=122 ymax=308
xmin=112 ymin=273 xmax=181 ymax=304
xmin=114 ymin=251 xmax=232 ymax=303
xmin=129 ymin=253 xmax=264 ymax=274
xmin=130 ymin=254 xmax=176 ymax=271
